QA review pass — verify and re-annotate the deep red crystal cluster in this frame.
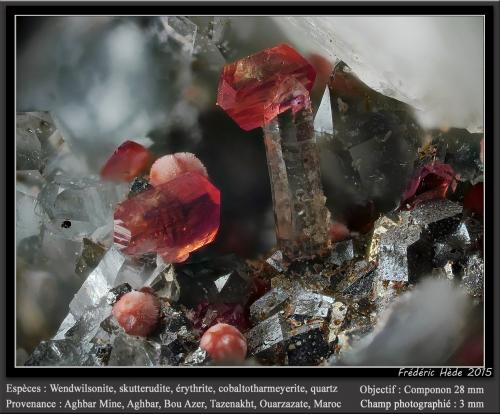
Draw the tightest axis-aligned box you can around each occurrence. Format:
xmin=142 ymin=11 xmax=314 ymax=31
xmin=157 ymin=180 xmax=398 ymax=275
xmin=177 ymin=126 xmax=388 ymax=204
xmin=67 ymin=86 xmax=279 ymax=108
xmin=114 ymin=171 xmax=220 ymax=263
xmin=217 ymin=44 xmax=316 ymax=131
xmin=189 ymin=302 xmax=249 ymax=334
xmin=401 ymin=162 xmax=458 ymax=209
xmin=464 ymin=182 xmax=483 ymax=217
xmin=100 ymin=140 xmax=153 ymax=182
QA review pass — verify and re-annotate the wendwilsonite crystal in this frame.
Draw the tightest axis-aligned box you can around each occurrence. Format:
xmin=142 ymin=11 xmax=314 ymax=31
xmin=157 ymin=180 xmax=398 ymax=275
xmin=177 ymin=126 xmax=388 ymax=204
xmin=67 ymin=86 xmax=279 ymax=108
xmin=101 ymin=140 xmax=153 ymax=182
xmin=217 ymin=43 xmax=316 ymax=131
xmin=113 ymin=172 xmax=220 ymax=263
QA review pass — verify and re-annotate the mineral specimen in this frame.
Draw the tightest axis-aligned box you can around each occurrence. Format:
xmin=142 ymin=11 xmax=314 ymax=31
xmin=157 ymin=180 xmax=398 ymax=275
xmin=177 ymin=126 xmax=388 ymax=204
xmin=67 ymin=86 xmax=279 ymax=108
xmin=189 ymin=302 xmax=249 ymax=334
xmin=430 ymin=128 xmax=483 ymax=183
xmin=37 ymin=174 xmax=127 ymax=241
xmin=106 ymin=283 xmax=132 ymax=305
xmin=173 ymin=254 xmax=251 ymax=306
xmin=249 ymin=287 xmax=289 ymax=323
xmin=200 ymin=323 xmax=247 ymax=362
xmin=149 ymin=153 xmax=208 ymax=186
xmin=320 ymin=61 xmax=423 ymax=221
xmin=100 ymin=140 xmax=153 ymax=182
xmin=218 ymin=44 xmax=331 ymax=260
xmin=287 ymin=322 xmax=330 ymax=365
xmin=245 ymin=313 xmax=289 ymax=364
xmin=401 ymin=162 xmax=458 ymax=209
xmin=217 ymin=43 xmax=315 ymax=131
xmin=75 ymin=238 xmax=107 ymax=279
xmin=114 ymin=172 xmax=220 ymax=263
xmin=264 ymin=107 xmax=331 ymax=259
xmin=463 ymin=182 xmax=483 ymax=217
xmin=128 ymin=176 xmax=152 ymax=198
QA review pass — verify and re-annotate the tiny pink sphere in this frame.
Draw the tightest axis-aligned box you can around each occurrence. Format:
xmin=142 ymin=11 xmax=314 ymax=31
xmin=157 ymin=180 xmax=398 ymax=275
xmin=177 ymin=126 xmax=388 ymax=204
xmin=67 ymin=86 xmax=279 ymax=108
xmin=149 ymin=153 xmax=208 ymax=187
xmin=199 ymin=323 xmax=247 ymax=363
xmin=112 ymin=290 xmax=160 ymax=337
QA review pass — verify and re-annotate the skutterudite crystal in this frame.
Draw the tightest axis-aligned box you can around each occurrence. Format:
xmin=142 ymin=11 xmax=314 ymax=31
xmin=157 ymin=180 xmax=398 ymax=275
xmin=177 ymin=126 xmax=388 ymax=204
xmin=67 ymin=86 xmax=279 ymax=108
xmin=114 ymin=172 xmax=220 ymax=263
xmin=249 ymin=287 xmax=289 ymax=323
xmin=217 ymin=43 xmax=316 ymax=131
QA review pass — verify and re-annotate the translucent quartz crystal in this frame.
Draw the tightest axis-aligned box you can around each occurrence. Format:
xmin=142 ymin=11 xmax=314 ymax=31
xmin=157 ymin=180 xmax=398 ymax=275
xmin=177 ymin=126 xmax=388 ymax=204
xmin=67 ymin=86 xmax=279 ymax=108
xmin=100 ymin=140 xmax=153 ymax=182
xmin=320 ymin=61 xmax=423 ymax=222
xmin=37 ymin=174 xmax=127 ymax=241
xmin=16 ymin=191 xmax=42 ymax=245
xmin=114 ymin=172 xmax=220 ymax=263
xmin=217 ymin=44 xmax=316 ymax=131
xmin=16 ymin=112 xmax=62 ymax=171
xmin=263 ymin=107 xmax=331 ymax=259
xmin=159 ymin=16 xmax=197 ymax=55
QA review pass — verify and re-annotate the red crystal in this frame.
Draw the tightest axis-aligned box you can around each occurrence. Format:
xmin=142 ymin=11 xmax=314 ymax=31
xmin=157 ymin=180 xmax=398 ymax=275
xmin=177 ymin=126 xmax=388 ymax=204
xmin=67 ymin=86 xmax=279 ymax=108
xmin=101 ymin=140 xmax=153 ymax=182
xmin=401 ymin=162 xmax=458 ymax=209
xmin=464 ymin=182 xmax=483 ymax=217
xmin=113 ymin=172 xmax=220 ymax=263
xmin=200 ymin=323 xmax=247 ymax=362
xmin=188 ymin=302 xmax=250 ymax=334
xmin=149 ymin=152 xmax=207 ymax=187
xmin=112 ymin=290 xmax=160 ymax=337
xmin=217 ymin=44 xmax=316 ymax=131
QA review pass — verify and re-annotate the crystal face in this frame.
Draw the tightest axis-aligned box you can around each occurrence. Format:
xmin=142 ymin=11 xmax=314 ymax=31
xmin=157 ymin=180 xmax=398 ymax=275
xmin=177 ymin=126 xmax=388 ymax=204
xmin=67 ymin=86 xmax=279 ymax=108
xmin=401 ymin=162 xmax=458 ymax=209
xmin=100 ymin=140 xmax=153 ymax=182
xmin=114 ymin=172 xmax=220 ymax=263
xmin=217 ymin=44 xmax=316 ymax=131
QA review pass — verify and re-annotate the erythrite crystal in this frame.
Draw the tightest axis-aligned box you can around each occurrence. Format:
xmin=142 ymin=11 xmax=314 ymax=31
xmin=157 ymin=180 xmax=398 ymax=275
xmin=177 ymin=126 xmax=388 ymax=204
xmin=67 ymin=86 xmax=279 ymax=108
xmin=217 ymin=44 xmax=316 ymax=131
xmin=199 ymin=323 xmax=247 ymax=362
xmin=401 ymin=162 xmax=458 ymax=209
xmin=112 ymin=290 xmax=160 ymax=337
xmin=149 ymin=153 xmax=207 ymax=187
xmin=464 ymin=182 xmax=483 ymax=217
xmin=101 ymin=140 xmax=153 ymax=182
xmin=114 ymin=172 xmax=220 ymax=263
xmin=189 ymin=302 xmax=249 ymax=334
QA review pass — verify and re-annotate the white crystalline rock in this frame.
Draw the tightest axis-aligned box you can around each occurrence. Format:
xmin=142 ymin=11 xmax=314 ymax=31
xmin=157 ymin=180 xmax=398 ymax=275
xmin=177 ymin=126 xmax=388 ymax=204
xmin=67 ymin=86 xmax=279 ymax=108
xmin=274 ymin=16 xmax=484 ymax=131
xmin=338 ymin=278 xmax=470 ymax=365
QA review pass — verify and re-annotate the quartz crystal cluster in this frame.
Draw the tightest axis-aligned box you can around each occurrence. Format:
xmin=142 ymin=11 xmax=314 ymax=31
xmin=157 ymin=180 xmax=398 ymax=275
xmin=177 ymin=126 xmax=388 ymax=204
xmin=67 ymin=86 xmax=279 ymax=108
xmin=20 ymin=22 xmax=484 ymax=367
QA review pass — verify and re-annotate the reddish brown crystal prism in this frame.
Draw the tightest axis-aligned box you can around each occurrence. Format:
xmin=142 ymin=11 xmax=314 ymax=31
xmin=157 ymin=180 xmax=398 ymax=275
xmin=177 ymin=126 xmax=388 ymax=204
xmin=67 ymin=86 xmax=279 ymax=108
xmin=113 ymin=172 xmax=220 ymax=263
xmin=217 ymin=44 xmax=316 ymax=131
xmin=101 ymin=140 xmax=153 ymax=182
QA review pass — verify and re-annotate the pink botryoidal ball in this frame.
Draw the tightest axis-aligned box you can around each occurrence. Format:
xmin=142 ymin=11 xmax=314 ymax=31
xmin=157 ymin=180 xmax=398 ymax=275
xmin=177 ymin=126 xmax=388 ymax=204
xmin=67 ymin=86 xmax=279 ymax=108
xmin=112 ymin=290 xmax=160 ymax=337
xmin=199 ymin=323 xmax=247 ymax=363
xmin=149 ymin=152 xmax=208 ymax=187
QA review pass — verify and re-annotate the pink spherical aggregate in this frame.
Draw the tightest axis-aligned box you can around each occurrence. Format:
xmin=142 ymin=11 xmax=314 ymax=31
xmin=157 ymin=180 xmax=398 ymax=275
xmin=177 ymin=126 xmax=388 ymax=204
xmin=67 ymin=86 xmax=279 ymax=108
xmin=149 ymin=153 xmax=208 ymax=187
xmin=199 ymin=323 xmax=247 ymax=363
xmin=112 ymin=291 xmax=160 ymax=337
